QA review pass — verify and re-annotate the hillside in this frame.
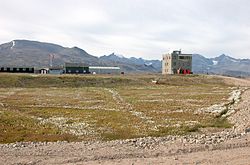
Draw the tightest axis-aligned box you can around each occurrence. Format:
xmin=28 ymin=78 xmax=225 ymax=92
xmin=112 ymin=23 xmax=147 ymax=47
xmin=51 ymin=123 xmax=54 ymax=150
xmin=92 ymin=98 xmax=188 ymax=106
xmin=0 ymin=40 xmax=101 ymax=67
xmin=0 ymin=40 xmax=250 ymax=76
xmin=0 ymin=40 xmax=159 ymax=73
xmin=193 ymin=54 xmax=250 ymax=77
xmin=99 ymin=53 xmax=161 ymax=73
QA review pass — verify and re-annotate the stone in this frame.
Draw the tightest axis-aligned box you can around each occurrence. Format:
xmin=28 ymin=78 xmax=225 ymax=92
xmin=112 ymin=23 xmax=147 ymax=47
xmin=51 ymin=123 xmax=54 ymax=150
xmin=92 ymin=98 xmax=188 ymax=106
xmin=245 ymin=128 xmax=250 ymax=133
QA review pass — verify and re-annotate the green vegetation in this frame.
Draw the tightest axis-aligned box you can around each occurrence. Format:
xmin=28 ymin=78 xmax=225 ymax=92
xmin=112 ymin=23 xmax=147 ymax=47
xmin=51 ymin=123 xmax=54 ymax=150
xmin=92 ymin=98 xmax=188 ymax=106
xmin=0 ymin=73 xmax=148 ymax=88
xmin=0 ymin=73 xmax=234 ymax=143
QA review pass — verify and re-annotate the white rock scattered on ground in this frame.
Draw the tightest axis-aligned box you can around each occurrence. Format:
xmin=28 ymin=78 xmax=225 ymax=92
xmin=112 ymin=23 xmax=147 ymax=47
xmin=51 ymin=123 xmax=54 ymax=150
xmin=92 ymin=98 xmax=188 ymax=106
xmin=1 ymin=77 xmax=250 ymax=164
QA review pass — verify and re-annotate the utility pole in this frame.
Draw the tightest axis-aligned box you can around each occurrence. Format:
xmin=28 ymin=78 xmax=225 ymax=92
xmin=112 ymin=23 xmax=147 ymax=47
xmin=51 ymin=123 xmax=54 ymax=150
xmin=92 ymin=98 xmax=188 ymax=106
xmin=49 ymin=54 xmax=55 ymax=67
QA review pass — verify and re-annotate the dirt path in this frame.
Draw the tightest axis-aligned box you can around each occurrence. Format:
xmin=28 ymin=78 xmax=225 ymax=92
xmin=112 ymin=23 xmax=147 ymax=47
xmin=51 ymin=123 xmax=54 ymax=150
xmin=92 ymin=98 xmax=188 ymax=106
xmin=216 ymin=75 xmax=250 ymax=87
xmin=104 ymin=88 xmax=154 ymax=124
xmin=1 ymin=76 xmax=250 ymax=165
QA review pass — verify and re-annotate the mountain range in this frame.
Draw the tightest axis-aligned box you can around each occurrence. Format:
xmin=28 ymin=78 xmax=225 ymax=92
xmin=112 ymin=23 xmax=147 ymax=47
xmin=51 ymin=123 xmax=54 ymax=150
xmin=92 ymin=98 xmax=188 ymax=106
xmin=0 ymin=40 xmax=249 ymax=76
xmin=192 ymin=54 xmax=250 ymax=77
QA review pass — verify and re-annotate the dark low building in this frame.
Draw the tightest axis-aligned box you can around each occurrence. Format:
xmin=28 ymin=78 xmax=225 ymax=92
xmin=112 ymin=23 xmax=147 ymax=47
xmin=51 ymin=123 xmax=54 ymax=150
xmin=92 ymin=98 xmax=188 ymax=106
xmin=0 ymin=67 xmax=34 ymax=73
xmin=64 ymin=63 xmax=90 ymax=74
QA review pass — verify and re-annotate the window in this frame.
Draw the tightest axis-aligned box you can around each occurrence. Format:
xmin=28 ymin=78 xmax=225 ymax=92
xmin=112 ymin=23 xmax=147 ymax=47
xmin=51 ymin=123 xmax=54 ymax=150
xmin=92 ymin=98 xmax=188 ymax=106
xmin=179 ymin=56 xmax=192 ymax=60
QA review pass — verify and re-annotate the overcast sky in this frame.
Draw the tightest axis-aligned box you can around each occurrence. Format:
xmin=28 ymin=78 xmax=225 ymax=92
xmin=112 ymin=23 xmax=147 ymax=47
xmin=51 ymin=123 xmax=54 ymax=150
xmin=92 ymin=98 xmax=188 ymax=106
xmin=1 ymin=0 xmax=250 ymax=59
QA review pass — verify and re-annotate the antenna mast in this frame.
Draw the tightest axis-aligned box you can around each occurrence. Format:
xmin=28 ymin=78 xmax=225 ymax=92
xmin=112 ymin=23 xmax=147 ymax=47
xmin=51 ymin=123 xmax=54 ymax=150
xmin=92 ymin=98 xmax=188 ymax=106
xmin=49 ymin=54 xmax=55 ymax=67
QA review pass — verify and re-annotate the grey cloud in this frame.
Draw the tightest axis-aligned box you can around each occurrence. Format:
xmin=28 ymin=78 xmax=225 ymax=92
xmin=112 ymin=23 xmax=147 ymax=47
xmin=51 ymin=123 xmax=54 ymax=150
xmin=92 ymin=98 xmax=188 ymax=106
xmin=0 ymin=0 xmax=250 ymax=59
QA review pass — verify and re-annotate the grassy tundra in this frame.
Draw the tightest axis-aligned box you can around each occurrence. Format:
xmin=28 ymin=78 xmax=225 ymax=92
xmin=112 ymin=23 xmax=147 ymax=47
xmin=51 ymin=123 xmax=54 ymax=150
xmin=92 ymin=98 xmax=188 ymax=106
xmin=0 ymin=73 xmax=233 ymax=143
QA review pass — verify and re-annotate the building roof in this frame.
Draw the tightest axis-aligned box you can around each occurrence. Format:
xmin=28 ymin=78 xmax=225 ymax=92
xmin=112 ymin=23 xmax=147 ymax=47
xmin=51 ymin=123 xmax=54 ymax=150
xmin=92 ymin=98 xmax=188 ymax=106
xmin=65 ymin=63 xmax=89 ymax=67
xmin=89 ymin=66 xmax=120 ymax=70
xmin=163 ymin=50 xmax=192 ymax=56
xmin=49 ymin=66 xmax=64 ymax=70
xmin=0 ymin=66 xmax=35 ymax=68
xmin=178 ymin=54 xmax=192 ymax=56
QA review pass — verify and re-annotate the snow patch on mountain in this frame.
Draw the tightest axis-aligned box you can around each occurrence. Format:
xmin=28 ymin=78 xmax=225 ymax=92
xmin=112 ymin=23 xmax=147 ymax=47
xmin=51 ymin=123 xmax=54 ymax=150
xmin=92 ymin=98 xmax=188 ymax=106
xmin=144 ymin=62 xmax=153 ymax=66
xmin=213 ymin=60 xmax=218 ymax=65
xmin=114 ymin=53 xmax=124 ymax=58
xmin=11 ymin=40 xmax=15 ymax=49
xmin=230 ymin=59 xmax=238 ymax=62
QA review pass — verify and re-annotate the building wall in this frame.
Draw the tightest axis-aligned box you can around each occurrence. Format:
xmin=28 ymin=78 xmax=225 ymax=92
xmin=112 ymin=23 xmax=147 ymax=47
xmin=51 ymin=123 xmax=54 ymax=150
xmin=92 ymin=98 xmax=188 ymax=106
xmin=162 ymin=54 xmax=172 ymax=74
xmin=65 ymin=67 xmax=89 ymax=74
xmin=177 ymin=55 xmax=192 ymax=72
xmin=89 ymin=67 xmax=120 ymax=74
xmin=89 ymin=69 xmax=120 ymax=74
xmin=0 ymin=67 xmax=34 ymax=73
xmin=49 ymin=69 xmax=63 ymax=74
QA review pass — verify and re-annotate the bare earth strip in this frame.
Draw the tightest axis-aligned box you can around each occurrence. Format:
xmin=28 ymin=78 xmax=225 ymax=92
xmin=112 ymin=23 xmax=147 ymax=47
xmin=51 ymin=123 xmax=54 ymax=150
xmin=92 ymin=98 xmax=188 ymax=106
xmin=1 ymin=76 xmax=250 ymax=165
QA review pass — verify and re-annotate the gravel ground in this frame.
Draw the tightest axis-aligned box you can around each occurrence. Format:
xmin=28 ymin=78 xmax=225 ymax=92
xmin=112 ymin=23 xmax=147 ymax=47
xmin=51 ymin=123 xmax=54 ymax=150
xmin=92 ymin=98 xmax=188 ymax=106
xmin=1 ymin=76 xmax=250 ymax=165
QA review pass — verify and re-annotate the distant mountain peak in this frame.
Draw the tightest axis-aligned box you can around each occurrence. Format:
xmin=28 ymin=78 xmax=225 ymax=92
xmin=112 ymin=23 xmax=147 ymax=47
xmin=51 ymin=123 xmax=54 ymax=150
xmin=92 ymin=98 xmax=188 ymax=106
xmin=193 ymin=53 xmax=250 ymax=77
xmin=109 ymin=53 xmax=124 ymax=58
xmin=115 ymin=54 xmax=124 ymax=58
xmin=214 ymin=54 xmax=238 ymax=63
xmin=71 ymin=46 xmax=88 ymax=54
xmin=219 ymin=54 xmax=226 ymax=57
xmin=0 ymin=39 xmax=99 ymax=67
xmin=99 ymin=52 xmax=161 ymax=72
xmin=72 ymin=46 xmax=80 ymax=49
